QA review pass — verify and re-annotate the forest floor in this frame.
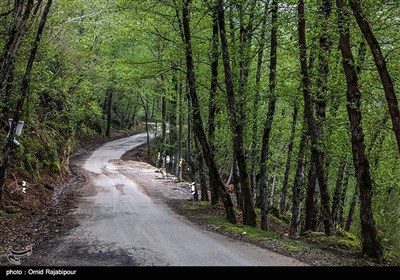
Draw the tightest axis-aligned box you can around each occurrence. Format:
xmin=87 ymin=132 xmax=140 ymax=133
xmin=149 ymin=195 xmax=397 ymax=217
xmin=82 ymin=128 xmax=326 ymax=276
xmin=0 ymin=131 xmax=397 ymax=266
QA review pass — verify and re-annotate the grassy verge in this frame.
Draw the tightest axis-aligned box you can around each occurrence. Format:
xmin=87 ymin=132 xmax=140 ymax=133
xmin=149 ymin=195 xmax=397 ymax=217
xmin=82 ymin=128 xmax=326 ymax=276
xmin=181 ymin=200 xmax=398 ymax=266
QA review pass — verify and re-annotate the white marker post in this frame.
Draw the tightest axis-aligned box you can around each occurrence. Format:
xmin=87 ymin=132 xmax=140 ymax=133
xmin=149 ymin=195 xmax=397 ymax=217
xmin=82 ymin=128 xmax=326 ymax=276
xmin=7 ymin=119 xmax=24 ymax=146
xmin=189 ymin=182 xmax=195 ymax=206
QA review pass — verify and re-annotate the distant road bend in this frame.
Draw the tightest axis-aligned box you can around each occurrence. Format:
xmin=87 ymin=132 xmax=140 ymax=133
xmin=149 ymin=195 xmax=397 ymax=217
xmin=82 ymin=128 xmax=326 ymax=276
xmin=46 ymin=132 xmax=306 ymax=266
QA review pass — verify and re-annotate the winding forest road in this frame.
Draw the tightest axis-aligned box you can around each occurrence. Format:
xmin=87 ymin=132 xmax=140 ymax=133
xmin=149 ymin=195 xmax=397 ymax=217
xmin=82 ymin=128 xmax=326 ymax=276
xmin=45 ymin=133 xmax=306 ymax=266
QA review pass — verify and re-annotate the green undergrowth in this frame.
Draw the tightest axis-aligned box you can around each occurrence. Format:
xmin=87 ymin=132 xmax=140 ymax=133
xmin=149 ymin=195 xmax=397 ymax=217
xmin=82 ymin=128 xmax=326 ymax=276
xmin=183 ymin=201 xmax=210 ymax=211
xmin=203 ymin=215 xmax=309 ymax=253
xmin=183 ymin=201 xmax=400 ymax=265
xmin=383 ymin=247 xmax=400 ymax=265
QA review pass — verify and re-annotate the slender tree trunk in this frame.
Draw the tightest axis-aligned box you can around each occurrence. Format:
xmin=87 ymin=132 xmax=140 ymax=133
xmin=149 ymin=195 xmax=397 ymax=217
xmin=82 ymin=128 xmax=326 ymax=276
xmin=270 ymin=171 xmax=277 ymax=208
xmin=298 ymin=0 xmax=332 ymax=235
xmin=232 ymin=160 xmax=243 ymax=210
xmin=170 ymin=69 xmax=178 ymax=172
xmin=306 ymin=0 xmax=333 ymax=232
xmin=151 ymin=95 xmax=156 ymax=120
xmin=237 ymin=0 xmax=256 ymax=104
xmin=332 ymin=156 xmax=347 ymax=227
xmin=208 ymin=7 xmax=220 ymax=205
xmin=182 ymin=0 xmax=236 ymax=224
xmin=177 ymin=65 xmax=183 ymax=181
xmin=345 ymin=186 xmax=358 ymax=232
xmin=349 ymin=0 xmax=400 ymax=153
xmin=367 ymin=115 xmax=389 ymax=157
xmin=336 ymin=0 xmax=383 ymax=260
xmin=101 ymin=92 xmax=107 ymax=121
xmin=315 ymin=0 xmax=333 ymax=161
xmin=186 ymin=95 xmax=195 ymax=180
xmin=366 ymin=115 xmax=388 ymax=169
xmin=217 ymin=0 xmax=256 ymax=226
xmin=250 ymin=0 xmax=270 ymax=202
xmin=372 ymin=132 xmax=386 ymax=168
xmin=198 ymin=153 xmax=209 ymax=202
xmin=279 ymin=101 xmax=298 ymax=215
xmin=258 ymin=0 xmax=278 ymax=231
xmin=338 ymin=166 xmax=349 ymax=228
xmin=106 ymin=89 xmax=113 ymax=137
xmin=139 ymin=93 xmax=150 ymax=156
xmin=304 ymin=159 xmax=318 ymax=231
xmin=290 ymin=124 xmax=308 ymax=237
xmin=0 ymin=0 xmax=53 ymax=206
xmin=160 ymin=95 xmax=167 ymax=167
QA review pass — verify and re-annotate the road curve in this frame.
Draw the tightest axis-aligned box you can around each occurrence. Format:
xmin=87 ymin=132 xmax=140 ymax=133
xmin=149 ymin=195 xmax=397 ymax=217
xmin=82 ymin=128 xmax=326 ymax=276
xmin=48 ymin=133 xmax=306 ymax=266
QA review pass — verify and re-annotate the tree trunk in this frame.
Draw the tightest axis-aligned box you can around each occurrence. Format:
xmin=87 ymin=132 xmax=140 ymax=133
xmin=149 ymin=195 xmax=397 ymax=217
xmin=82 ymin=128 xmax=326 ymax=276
xmin=232 ymin=160 xmax=243 ymax=210
xmin=208 ymin=7 xmax=220 ymax=205
xmin=331 ymin=156 xmax=347 ymax=227
xmin=217 ymin=0 xmax=256 ymax=226
xmin=199 ymin=153 xmax=209 ymax=202
xmin=237 ymin=0 xmax=256 ymax=105
xmin=367 ymin=114 xmax=389 ymax=157
xmin=349 ymin=0 xmax=400 ymax=153
xmin=306 ymin=0 xmax=333 ymax=232
xmin=0 ymin=0 xmax=53 ymax=206
xmin=139 ymin=93 xmax=150 ymax=157
xmin=159 ymin=91 xmax=167 ymax=168
xmin=338 ymin=166 xmax=349 ymax=228
xmin=298 ymin=0 xmax=332 ymax=235
xmin=345 ymin=185 xmax=358 ymax=232
xmin=304 ymin=159 xmax=318 ymax=232
xmin=182 ymin=0 xmax=236 ymax=224
xmin=279 ymin=101 xmax=298 ymax=215
xmin=290 ymin=124 xmax=309 ymax=237
xmin=106 ymin=89 xmax=113 ymax=137
xmin=336 ymin=0 xmax=383 ymax=260
xmin=250 ymin=0 xmax=270 ymax=202
xmin=315 ymin=0 xmax=333 ymax=171
xmin=177 ymin=64 xmax=183 ymax=181
xmin=169 ymin=69 xmax=178 ymax=173
xmin=259 ymin=0 xmax=278 ymax=231
xmin=186 ymin=95 xmax=195 ymax=180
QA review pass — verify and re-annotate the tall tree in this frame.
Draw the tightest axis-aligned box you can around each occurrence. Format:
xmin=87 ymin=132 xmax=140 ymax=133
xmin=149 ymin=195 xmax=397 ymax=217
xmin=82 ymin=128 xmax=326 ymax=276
xmin=259 ymin=0 xmax=278 ymax=231
xmin=208 ymin=6 xmax=220 ymax=205
xmin=279 ymin=101 xmax=298 ymax=214
xmin=217 ymin=0 xmax=256 ymax=226
xmin=297 ymin=0 xmax=332 ymax=235
xmin=250 ymin=0 xmax=270 ymax=197
xmin=182 ymin=0 xmax=236 ymax=224
xmin=331 ymin=156 xmax=347 ymax=227
xmin=290 ymin=123 xmax=308 ymax=237
xmin=349 ymin=0 xmax=400 ymax=153
xmin=336 ymin=0 xmax=383 ymax=260
xmin=106 ymin=88 xmax=113 ymax=137
xmin=304 ymin=0 xmax=333 ymax=233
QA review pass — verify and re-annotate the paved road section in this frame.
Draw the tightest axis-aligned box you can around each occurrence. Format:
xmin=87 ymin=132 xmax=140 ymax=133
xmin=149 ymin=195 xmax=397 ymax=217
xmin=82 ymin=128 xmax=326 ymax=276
xmin=45 ymin=133 xmax=306 ymax=266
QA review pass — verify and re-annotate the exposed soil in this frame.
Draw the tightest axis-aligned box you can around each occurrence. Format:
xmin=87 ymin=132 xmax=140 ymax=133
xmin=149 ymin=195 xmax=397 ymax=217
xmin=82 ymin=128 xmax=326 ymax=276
xmin=0 ymin=163 xmax=84 ymax=266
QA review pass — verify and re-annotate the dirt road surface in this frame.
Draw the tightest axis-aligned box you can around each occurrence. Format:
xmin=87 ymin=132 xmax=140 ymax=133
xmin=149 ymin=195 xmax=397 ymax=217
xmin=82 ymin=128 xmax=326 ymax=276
xmin=37 ymin=133 xmax=306 ymax=266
